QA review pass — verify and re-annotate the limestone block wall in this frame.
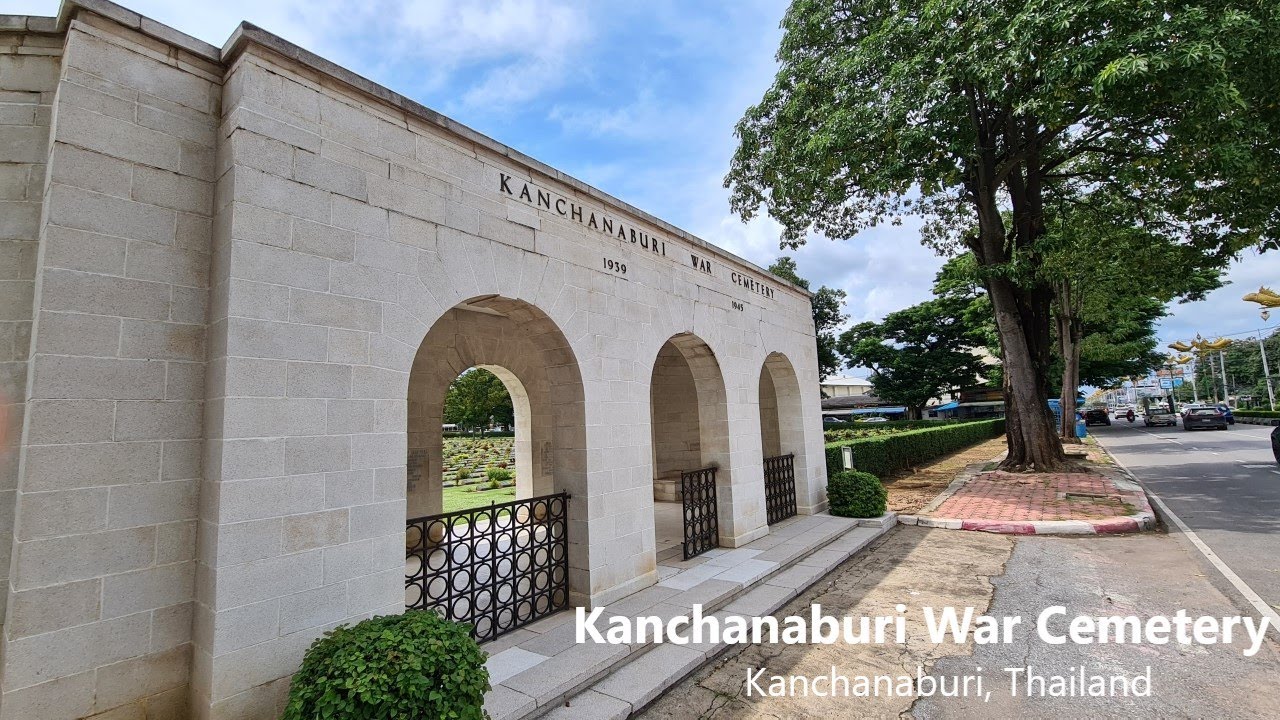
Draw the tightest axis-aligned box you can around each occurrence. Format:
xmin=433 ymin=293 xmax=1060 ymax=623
xmin=0 ymin=3 xmax=832 ymax=717
xmin=0 ymin=19 xmax=59 ymax=633
xmin=650 ymin=342 xmax=701 ymax=500
xmin=758 ymin=366 xmax=781 ymax=458
xmin=0 ymin=9 xmax=221 ymax=720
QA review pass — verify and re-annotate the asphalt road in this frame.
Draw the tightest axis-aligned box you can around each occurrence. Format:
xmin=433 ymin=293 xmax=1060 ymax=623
xmin=1090 ymin=418 xmax=1280 ymax=615
xmin=914 ymin=532 xmax=1280 ymax=719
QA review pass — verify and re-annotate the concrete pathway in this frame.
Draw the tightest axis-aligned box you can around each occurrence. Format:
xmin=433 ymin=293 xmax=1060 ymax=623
xmin=643 ymin=526 xmax=1280 ymax=719
xmin=482 ymin=512 xmax=896 ymax=720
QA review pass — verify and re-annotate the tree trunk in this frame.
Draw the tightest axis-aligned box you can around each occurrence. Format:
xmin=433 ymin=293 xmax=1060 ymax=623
xmin=988 ymin=276 xmax=1067 ymax=471
xmin=1056 ymin=281 xmax=1084 ymax=443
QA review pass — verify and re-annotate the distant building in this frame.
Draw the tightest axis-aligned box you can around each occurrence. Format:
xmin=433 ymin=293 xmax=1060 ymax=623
xmin=820 ymin=375 xmax=873 ymax=397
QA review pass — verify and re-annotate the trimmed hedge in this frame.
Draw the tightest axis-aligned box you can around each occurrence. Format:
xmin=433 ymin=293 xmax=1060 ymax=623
xmin=827 ymin=470 xmax=887 ymax=518
xmin=444 ymin=430 xmax=515 ymax=438
xmin=1237 ymin=411 xmax=1280 ymax=419
xmin=823 ymin=418 xmax=988 ymax=443
xmin=825 ymin=418 xmax=1006 ymax=477
xmin=283 ymin=610 xmax=489 ymax=720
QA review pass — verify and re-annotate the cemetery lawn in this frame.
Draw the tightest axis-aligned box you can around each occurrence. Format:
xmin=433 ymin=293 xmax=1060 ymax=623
xmin=441 ymin=483 xmax=517 ymax=514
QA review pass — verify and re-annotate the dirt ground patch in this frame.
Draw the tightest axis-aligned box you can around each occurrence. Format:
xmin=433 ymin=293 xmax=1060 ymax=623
xmin=881 ymin=437 xmax=1007 ymax=513
xmin=639 ymin=527 xmax=1014 ymax=720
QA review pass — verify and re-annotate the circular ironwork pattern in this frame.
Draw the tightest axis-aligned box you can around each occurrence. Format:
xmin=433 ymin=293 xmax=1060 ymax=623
xmin=681 ymin=467 xmax=720 ymax=559
xmin=763 ymin=453 xmax=798 ymax=526
xmin=405 ymin=491 xmax=571 ymax=643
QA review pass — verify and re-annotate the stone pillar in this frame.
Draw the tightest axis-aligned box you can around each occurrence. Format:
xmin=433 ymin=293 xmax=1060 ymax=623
xmin=0 ymin=13 xmax=220 ymax=719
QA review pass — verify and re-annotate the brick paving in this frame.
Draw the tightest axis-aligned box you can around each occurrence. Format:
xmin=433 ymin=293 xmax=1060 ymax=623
xmin=932 ymin=470 xmax=1136 ymax=521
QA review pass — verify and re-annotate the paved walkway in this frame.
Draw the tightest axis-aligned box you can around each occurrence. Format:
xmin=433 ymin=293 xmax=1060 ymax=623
xmin=932 ymin=470 xmax=1134 ymax=521
xmin=482 ymin=512 xmax=896 ymax=720
xmin=901 ymin=448 xmax=1156 ymax=534
xmin=643 ymin=526 xmax=1280 ymax=719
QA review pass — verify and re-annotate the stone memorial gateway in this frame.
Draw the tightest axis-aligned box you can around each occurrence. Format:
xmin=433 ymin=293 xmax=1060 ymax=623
xmin=0 ymin=1 xmax=827 ymax=717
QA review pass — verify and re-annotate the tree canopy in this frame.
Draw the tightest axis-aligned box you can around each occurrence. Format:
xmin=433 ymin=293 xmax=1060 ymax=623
xmin=837 ymin=294 xmax=990 ymax=419
xmin=728 ymin=0 xmax=1280 ymax=469
xmin=767 ymin=256 xmax=848 ymax=380
xmin=443 ymin=368 xmax=514 ymax=433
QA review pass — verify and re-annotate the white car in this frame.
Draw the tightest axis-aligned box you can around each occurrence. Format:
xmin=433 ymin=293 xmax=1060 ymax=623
xmin=857 ymin=416 xmax=890 ymax=423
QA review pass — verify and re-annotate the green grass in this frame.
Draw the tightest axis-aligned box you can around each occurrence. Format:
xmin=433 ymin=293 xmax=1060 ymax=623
xmin=441 ymin=484 xmax=517 ymax=514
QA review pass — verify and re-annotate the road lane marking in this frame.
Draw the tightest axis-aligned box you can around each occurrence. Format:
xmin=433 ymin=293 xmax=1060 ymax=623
xmin=1104 ymin=449 xmax=1280 ymax=639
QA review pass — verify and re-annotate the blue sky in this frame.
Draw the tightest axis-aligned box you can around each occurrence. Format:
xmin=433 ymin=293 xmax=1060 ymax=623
xmin=9 ymin=0 xmax=1278 ymax=364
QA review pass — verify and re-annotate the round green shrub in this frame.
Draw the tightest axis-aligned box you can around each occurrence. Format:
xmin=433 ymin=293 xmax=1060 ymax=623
xmin=486 ymin=467 xmax=513 ymax=484
xmin=827 ymin=469 xmax=887 ymax=518
xmin=283 ymin=610 xmax=489 ymax=720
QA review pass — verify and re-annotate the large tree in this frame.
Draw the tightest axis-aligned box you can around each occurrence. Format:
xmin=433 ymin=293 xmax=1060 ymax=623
xmin=767 ymin=256 xmax=849 ymax=379
xmin=443 ymin=368 xmax=514 ymax=434
xmin=1038 ymin=198 xmax=1225 ymax=438
xmin=837 ymin=295 xmax=989 ymax=419
xmin=726 ymin=0 xmax=1280 ymax=470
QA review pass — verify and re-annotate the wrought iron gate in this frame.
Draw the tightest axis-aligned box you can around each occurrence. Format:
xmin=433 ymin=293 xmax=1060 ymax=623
xmin=680 ymin=467 xmax=719 ymax=559
xmin=405 ymin=492 xmax=569 ymax=643
xmin=763 ymin=453 xmax=797 ymax=525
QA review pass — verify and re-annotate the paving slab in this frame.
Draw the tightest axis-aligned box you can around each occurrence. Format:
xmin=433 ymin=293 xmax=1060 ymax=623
xmin=541 ymin=689 xmax=630 ymax=720
xmin=593 ymin=643 xmax=706 ymax=710
xmin=720 ymin=581 xmax=795 ymax=616
xmin=484 ymin=685 xmax=536 ymax=720
xmin=485 ymin=647 xmax=549 ymax=685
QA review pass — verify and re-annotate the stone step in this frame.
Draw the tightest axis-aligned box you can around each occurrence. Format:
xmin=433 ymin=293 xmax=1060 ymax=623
xmin=480 ymin=512 xmax=896 ymax=720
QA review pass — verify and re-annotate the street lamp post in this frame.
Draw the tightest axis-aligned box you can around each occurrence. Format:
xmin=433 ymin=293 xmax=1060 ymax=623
xmin=1257 ymin=330 xmax=1276 ymax=411
xmin=1243 ymin=288 xmax=1279 ymax=411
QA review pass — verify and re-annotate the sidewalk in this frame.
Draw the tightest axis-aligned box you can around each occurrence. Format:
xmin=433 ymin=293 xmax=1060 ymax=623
xmin=900 ymin=442 xmax=1156 ymax=534
xmin=483 ymin=512 xmax=897 ymax=720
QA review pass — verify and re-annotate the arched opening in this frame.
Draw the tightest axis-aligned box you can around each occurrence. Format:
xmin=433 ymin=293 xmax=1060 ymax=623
xmin=649 ymin=333 xmax=731 ymax=559
xmin=759 ymin=352 xmax=805 ymax=524
xmin=404 ymin=296 xmax=586 ymax=641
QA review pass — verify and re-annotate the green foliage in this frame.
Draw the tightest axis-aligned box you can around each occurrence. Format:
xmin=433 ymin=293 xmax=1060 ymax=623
xmin=443 ymin=368 xmax=515 ymax=433
xmin=837 ymin=294 xmax=988 ymax=416
xmin=486 ymin=467 xmax=514 ymax=484
xmin=1236 ymin=410 xmax=1280 ymax=418
xmin=825 ymin=419 xmax=1006 ymax=478
xmin=728 ymin=0 xmax=1280 ymax=466
xmin=827 ymin=470 xmax=887 ymax=518
xmin=283 ymin=611 xmax=489 ymax=720
xmin=768 ymin=257 xmax=848 ymax=380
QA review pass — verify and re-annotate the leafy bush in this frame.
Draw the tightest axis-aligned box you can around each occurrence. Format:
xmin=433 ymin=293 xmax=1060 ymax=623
xmin=825 ymin=419 xmax=1005 ymax=477
xmin=486 ymin=467 xmax=514 ymax=484
xmin=1237 ymin=410 xmax=1280 ymax=418
xmin=455 ymin=465 xmax=473 ymax=480
xmin=827 ymin=470 xmax=887 ymax=518
xmin=283 ymin=610 xmax=489 ymax=720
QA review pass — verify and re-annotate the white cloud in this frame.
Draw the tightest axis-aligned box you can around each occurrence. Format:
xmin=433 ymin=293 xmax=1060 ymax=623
xmin=396 ymin=0 xmax=589 ymax=109
xmin=1159 ymin=250 xmax=1280 ymax=345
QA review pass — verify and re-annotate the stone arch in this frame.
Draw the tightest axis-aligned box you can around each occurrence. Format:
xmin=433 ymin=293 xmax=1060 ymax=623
xmin=404 ymin=295 xmax=588 ymax=584
xmin=759 ymin=351 xmax=805 ymax=459
xmin=648 ymin=332 xmax=733 ymax=553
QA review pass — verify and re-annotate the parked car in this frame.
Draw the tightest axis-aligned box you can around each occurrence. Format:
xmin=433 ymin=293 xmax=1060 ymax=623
xmin=1144 ymin=410 xmax=1178 ymax=427
xmin=1271 ymin=425 xmax=1280 ymax=464
xmin=1216 ymin=403 xmax=1235 ymax=425
xmin=1183 ymin=406 xmax=1229 ymax=431
xmin=1083 ymin=407 xmax=1111 ymax=426
xmin=822 ymin=416 xmax=846 ymax=425
xmin=857 ymin=416 xmax=889 ymax=423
